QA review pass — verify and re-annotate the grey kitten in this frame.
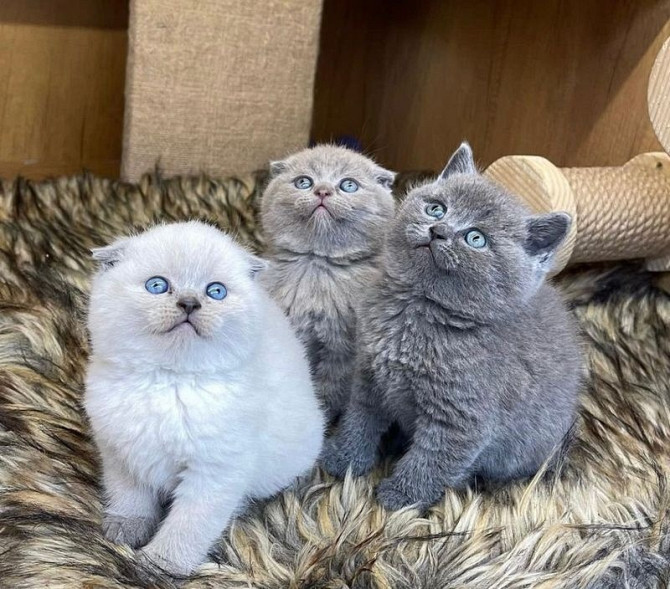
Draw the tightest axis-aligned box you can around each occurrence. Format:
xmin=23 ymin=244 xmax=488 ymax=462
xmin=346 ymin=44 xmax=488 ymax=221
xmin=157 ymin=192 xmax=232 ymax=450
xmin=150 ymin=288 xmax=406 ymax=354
xmin=260 ymin=145 xmax=396 ymax=422
xmin=322 ymin=142 xmax=582 ymax=510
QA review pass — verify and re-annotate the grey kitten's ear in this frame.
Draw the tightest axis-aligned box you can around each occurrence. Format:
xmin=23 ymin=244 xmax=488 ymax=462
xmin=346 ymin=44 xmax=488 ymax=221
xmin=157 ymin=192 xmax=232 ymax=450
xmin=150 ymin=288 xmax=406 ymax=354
xmin=248 ymin=254 xmax=268 ymax=279
xmin=375 ymin=168 xmax=396 ymax=190
xmin=524 ymin=212 xmax=571 ymax=258
xmin=439 ymin=142 xmax=477 ymax=180
xmin=269 ymin=160 xmax=288 ymax=177
xmin=91 ymin=238 xmax=128 ymax=270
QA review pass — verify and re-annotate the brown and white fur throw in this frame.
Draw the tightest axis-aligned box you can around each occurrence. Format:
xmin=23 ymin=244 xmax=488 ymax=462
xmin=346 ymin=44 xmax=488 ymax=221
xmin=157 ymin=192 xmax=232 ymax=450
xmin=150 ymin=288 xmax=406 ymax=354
xmin=0 ymin=171 xmax=668 ymax=588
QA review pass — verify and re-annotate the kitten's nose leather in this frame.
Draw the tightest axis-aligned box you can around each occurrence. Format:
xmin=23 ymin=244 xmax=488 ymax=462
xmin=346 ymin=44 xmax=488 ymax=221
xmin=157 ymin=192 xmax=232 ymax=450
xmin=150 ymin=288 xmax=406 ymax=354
xmin=315 ymin=186 xmax=333 ymax=199
xmin=177 ymin=297 xmax=201 ymax=315
xmin=430 ymin=225 xmax=449 ymax=240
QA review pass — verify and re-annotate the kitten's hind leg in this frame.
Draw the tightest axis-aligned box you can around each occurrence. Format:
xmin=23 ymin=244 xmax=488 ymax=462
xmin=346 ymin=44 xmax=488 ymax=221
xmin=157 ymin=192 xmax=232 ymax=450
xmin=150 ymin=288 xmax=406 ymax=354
xmin=321 ymin=370 xmax=391 ymax=478
xmin=101 ymin=450 xmax=161 ymax=548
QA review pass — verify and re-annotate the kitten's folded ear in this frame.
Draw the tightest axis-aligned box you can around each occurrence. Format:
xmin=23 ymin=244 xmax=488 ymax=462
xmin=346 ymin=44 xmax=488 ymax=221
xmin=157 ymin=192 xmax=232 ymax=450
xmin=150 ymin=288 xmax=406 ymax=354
xmin=524 ymin=212 xmax=571 ymax=260
xmin=439 ymin=142 xmax=477 ymax=180
xmin=91 ymin=238 xmax=129 ymax=270
xmin=247 ymin=254 xmax=269 ymax=279
xmin=269 ymin=160 xmax=288 ymax=178
xmin=375 ymin=167 xmax=396 ymax=191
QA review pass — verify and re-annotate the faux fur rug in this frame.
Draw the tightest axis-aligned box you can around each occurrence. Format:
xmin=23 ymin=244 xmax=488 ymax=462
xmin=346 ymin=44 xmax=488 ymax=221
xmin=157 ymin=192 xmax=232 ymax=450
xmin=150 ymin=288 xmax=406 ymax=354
xmin=0 ymin=172 xmax=669 ymax=589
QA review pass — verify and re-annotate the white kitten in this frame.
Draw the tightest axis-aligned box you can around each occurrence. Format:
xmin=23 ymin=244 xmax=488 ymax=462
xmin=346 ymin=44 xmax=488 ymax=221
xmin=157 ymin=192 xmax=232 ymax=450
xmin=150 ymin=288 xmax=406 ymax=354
xmin=84 ymin=221 xmax=324 ymax=577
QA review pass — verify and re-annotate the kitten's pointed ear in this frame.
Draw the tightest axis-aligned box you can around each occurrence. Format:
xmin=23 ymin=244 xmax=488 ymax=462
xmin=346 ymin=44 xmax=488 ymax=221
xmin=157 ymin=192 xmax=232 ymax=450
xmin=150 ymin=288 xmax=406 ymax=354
xmin=248 ymin=254 xmax=268 ymax=279
xmin=375 ymin=167 xmax=396 ymax=191
xmin=524 ymin=212 xmax=571 ymax=259
xmin=439 ymin=142 xmax=477 ymax=180
xmin=269 ymin=160 xmax=288 ymax=178
xmin=91 ymin=238 xmax=128 ymax=270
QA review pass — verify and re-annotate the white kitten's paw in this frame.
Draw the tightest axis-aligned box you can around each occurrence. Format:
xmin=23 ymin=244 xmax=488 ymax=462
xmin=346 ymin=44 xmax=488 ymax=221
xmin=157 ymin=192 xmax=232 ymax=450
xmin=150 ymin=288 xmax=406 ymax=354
xmin=138 ymin=546 xmax=194 ymax=580
xmin=103 ymin=514 xmax=156 ymax=548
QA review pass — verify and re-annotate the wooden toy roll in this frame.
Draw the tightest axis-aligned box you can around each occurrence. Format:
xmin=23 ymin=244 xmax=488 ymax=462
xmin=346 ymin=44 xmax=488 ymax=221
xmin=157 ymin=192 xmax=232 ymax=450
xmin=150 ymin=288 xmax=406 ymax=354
xmin=485 ymin=152 xmax=670 ymax=274
xmin=482 ymin=34 xmax=670 ymax=276
xmin=649 ymin=36 xmax=670 ymax=155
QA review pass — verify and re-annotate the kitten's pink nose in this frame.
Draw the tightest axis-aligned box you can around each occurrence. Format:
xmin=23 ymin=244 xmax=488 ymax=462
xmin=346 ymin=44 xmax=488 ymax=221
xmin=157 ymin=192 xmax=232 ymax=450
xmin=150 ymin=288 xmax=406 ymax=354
xmin=314 ymin=186 xmax=333 ymax=200
xmin=177 ymin=297 xmax=201 ymax=315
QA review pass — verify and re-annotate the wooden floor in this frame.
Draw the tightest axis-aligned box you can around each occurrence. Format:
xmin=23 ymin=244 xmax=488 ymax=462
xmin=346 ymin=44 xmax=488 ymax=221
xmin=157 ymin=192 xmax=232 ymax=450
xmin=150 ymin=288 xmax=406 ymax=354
xmin=0 ymin=1 xmax=128 ymax=180
xmin=312 ymin=0 xmax=670 ymax=171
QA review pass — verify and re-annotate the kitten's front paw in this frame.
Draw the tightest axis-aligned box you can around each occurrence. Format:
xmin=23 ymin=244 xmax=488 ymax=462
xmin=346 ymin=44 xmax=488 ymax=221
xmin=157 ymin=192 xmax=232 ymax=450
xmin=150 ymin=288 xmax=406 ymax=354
xmin=321 ymin=435 xmax=375 ymax=479
xmin=376 ymin=477 xmax=422 ymax=511
xmin=103 ymin=514 xmax=156 ymax=548
xmin=139 ymin=546 xmax=193 ymax=579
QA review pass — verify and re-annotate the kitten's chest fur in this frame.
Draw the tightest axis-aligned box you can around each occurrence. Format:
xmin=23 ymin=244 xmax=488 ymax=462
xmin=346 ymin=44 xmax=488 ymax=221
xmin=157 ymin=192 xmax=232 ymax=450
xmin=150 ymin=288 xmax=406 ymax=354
xmin=86 ymin=367 xmax=247 ymax=488
xmin=366 ymin=297 xmax=474 ymax=430
xmin=263 ymin=255 xmax=379 ymax=353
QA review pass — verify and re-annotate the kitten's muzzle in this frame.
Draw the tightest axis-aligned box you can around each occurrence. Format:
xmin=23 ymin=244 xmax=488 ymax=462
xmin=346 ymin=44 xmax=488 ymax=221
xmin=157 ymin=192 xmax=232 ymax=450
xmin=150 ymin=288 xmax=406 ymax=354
xmin=429 ymin=225 xmax=450 ymax=241
xmin=314 ymin=185 xmax=333 ymax=200
xmin=177 ymin=297 xmax=201 ymax=315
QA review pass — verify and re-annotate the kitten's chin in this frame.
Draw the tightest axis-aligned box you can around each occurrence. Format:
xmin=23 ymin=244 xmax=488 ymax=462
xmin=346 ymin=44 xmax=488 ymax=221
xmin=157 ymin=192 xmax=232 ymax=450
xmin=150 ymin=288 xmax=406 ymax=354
xmin=310 ymin=204 xmax=334 ymax=219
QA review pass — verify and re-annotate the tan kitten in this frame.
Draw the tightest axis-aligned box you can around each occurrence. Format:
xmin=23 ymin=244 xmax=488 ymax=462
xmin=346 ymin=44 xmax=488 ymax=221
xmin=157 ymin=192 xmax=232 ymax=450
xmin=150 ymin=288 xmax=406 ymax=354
xmin=260 ymin=145 xmax=396 ymax=422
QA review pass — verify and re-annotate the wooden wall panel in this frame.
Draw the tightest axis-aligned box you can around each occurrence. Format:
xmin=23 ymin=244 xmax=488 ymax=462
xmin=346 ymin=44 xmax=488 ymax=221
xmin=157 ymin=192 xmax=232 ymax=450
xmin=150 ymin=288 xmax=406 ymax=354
xmin=0 ymin=1 xmax=128 ymax=180
xmin=312 ymin=0 xmax=670 ymax=172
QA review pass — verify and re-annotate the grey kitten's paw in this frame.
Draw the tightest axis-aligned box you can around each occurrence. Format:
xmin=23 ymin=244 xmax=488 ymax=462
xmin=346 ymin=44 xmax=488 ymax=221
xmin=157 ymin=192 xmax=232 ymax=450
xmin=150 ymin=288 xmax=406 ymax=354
xmin=138 ymin=546 xmax=193 ymax=580
xmin=103 ymin=514 xmax=156 ymax=548
xmin=321 ymin=435 xmax=376 ymax=479
xmin=376 ymin=477 xmax=422 ymax=511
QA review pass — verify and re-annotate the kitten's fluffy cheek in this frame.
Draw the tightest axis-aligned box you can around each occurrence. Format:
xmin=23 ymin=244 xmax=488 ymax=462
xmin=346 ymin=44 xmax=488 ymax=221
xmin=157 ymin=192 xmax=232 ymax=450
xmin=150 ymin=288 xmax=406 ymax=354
xmin=143 ymin=302 xmax=184 ymax=335
xmin=403 ymin=221 xmax=431 ymax=248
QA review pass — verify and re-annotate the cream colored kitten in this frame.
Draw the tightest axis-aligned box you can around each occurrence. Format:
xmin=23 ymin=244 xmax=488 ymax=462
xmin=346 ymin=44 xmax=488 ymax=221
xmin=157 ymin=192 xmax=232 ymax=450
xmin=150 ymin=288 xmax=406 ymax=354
xmin=85 ymin=221 xmax=324 ymax=577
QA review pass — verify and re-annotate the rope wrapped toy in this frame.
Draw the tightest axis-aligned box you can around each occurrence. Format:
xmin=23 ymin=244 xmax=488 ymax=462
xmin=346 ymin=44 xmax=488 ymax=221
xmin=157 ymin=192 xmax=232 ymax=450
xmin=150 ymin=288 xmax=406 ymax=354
xmin=483 ymin=36 xmax=670 ymax=277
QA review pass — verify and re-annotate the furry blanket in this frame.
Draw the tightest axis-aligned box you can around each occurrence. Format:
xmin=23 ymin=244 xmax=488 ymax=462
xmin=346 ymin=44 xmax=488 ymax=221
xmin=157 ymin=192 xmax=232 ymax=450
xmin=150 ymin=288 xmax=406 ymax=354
xmin=0 ymin=172 xmax=668 ymax=589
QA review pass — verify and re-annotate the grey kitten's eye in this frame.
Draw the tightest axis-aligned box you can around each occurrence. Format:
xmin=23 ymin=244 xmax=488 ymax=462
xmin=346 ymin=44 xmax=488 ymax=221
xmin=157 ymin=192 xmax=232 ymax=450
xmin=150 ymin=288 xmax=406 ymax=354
xmin=425 ymin=203 xmax=445 ymax=219
xmin=206 ymin=282 xmax=227 ymax=300
xmin=145 ymin=276 xmax=169 ymax=294
xmin=294 ymin=176 xmax=313 ymax=190
xmin=464 ymin=229 xmax=487 ymax=249
xmin=339 ymin=178 xmax=359 ymax=193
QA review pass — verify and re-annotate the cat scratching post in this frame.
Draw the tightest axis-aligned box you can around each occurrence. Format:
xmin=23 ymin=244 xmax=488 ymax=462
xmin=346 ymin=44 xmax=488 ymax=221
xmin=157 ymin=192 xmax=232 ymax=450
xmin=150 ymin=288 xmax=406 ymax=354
xmin=484 ymin=36 xmax=670 ymax=276
xmin=484 ymin=153 xmax=670 ymax=274
xmin=121 ymin=0 xmax=323 ymax=180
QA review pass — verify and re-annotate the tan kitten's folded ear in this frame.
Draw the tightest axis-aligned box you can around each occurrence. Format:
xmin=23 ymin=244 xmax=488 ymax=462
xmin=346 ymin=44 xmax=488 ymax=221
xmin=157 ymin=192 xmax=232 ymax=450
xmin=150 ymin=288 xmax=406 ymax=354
xmin=439 ymin=142 xmax=477 ymax=180
xmin=375 ymin=168 xmax=396 ymax=190
xmin=91 ymin=237 xmax=130 ymax=270
xmin=269 ymin=161 xmax=288 ymax=177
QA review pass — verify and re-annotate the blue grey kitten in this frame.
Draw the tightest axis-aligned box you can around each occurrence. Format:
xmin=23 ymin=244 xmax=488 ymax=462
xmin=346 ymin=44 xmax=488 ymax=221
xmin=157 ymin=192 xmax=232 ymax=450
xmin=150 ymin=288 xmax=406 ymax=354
xmin=321 ymin=142 xmax=582 ymax=510
xmin=260 ymin=145 xmax=396 ymax=422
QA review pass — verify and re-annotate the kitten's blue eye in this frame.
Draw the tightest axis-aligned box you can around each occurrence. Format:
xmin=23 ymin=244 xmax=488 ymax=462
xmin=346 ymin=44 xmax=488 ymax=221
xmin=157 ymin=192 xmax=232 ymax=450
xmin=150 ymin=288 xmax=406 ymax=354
xmin=206 ymin=282 xmax=227 ymax=300
xmin=339 ymin=178 xmax=359 ymax=193
xmin=145 ymin=276 xmax=169 ymax=294
xmin=294 ymin=176 xmax=313 ymax=190
xmin=425 ymin=203 xmax=445 ymax=219
xmin=464 ymin=229 xmax=487 ymax=249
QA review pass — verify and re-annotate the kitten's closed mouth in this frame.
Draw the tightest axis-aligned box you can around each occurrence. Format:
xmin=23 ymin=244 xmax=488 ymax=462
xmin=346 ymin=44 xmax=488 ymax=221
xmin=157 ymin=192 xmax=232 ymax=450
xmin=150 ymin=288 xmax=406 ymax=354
xmin=166 ymin=319 xmax=200 ymax=336
xmin=415 ymin=242 xmax=441 ymax=265
xmin=311 ymin=204 xmax=333 ymax=218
